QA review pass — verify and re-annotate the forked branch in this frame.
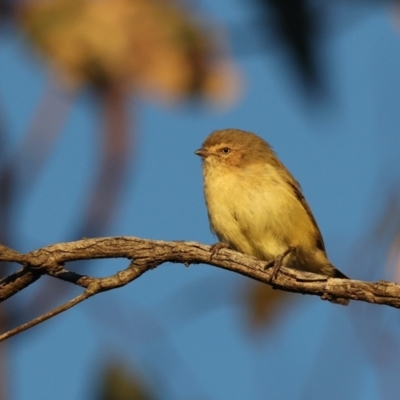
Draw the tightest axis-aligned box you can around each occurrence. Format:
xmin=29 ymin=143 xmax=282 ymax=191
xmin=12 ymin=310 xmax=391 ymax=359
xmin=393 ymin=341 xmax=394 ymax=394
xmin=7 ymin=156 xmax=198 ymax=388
xmin=0 ymin=237 xmax=398 ymax=341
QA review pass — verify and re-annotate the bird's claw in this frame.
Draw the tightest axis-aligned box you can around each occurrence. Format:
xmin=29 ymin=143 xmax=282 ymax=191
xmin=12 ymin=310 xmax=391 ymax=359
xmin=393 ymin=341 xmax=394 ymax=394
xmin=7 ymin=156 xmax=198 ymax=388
xmin=210 ymin=242 xmax=230 ymax=260
xmin=265 ymin=246 xmax=295 ymax=283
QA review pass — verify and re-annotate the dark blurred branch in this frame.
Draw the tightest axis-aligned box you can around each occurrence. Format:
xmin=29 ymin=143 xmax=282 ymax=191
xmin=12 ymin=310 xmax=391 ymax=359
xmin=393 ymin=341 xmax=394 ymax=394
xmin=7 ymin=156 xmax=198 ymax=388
xmin=1 ymin=236 xmax=400 ymax=341
xmin=78 ymin=84 xmax=131 ymax=236
xmin=250 ymin=0 xmax=323 ymax=95
xmin=246 ymin=0 xmax=393 ymax=97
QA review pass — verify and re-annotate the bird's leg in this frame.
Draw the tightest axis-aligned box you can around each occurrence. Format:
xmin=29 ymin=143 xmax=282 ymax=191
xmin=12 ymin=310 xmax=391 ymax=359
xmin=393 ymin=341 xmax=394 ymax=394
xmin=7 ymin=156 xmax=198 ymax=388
xmin=265 ymin=246 xmax=295 ymax=283
xmin=210 ymin=242 xmax=230 ymax=259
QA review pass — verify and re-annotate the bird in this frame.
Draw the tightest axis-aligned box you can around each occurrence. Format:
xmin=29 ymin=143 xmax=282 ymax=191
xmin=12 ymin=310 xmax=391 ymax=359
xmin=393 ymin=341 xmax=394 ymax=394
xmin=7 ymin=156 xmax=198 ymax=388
xmin=195 ymin=128 xmax=348 ymax=282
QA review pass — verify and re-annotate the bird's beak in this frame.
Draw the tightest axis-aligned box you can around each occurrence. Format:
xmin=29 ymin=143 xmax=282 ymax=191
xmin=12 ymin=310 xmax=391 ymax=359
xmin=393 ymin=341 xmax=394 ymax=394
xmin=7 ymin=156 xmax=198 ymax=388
xmin=195 ymin=148 xmax=209 ymax=158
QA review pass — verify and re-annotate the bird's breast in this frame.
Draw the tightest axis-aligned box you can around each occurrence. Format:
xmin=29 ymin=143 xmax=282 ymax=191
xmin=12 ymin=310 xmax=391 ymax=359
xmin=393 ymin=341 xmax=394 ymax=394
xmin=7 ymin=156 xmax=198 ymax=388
xmin=203 ymin=163 xmax=317 ymax=259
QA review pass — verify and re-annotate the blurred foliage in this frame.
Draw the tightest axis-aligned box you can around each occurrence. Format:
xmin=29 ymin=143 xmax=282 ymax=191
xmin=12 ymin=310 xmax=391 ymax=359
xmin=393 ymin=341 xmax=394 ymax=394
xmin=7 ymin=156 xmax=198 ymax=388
xmin=97 ymin=363 xmax=154 ymax=400
xmin=20 ymin=0 xmax=237 ymax=103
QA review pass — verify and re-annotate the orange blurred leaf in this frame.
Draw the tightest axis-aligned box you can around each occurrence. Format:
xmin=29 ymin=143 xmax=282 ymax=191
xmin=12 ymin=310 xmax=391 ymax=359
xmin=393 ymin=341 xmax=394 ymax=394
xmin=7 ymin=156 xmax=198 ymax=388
xmin=244 ymin=282 xmax=294 ymax=330
xmin=20 ymin=0 xmax=239 ymax=104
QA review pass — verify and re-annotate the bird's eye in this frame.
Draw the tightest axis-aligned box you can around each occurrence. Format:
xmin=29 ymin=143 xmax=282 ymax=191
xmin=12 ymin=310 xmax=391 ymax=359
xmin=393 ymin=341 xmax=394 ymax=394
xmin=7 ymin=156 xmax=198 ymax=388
xmin=222 ymin=147 xmax=230 ymax=154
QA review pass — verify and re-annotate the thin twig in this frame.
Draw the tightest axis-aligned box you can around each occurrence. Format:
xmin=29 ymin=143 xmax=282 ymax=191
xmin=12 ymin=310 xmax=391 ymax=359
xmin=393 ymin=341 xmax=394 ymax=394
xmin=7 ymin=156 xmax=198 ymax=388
xmin=0 ymin=291 xmax=90 ymax=342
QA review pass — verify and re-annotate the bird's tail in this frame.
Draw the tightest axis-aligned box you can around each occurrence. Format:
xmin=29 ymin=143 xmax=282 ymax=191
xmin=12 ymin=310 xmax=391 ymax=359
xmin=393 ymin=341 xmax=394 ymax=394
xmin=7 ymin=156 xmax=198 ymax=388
xmin=331 ymin=267 xmax=349 ymax=280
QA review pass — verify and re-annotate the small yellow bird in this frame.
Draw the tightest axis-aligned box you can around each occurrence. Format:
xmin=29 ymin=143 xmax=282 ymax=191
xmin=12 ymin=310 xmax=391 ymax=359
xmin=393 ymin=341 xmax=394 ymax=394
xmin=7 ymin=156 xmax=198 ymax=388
xmin=195 ymin=128 xmax=348 ymax=280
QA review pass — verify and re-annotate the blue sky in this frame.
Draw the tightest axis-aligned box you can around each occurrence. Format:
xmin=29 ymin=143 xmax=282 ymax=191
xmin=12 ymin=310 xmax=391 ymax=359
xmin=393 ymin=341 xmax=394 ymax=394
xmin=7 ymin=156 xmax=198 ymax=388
xmin=3 ymin=2 xmax=400 ymax=400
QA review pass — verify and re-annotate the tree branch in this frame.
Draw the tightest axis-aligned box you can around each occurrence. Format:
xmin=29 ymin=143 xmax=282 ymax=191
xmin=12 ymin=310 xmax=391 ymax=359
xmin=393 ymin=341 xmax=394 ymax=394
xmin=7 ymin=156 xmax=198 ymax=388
xmin=0 ymin=236 xmax=399 ymax=341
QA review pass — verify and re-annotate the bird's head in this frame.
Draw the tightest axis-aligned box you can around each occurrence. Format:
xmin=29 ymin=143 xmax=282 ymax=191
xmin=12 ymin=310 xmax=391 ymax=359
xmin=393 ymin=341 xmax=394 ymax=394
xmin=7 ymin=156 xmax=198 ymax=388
xmin=195 ymin=128 xmax=275 ymax=170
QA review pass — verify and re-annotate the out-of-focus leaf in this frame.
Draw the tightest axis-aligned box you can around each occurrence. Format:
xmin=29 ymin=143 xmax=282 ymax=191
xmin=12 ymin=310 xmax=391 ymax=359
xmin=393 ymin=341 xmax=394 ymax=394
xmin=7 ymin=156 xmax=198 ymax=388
xmin=97 ymin=363 xmax=154 ymax=400
xmin=244 ymin=281 xmax=294 ymax=330
xmin=19 ymin=0 xmax=239 ymax=104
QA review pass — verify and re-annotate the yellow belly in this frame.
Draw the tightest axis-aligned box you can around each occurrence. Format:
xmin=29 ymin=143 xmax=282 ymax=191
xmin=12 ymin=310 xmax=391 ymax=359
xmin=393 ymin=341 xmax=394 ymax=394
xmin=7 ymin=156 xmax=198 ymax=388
xmin=204 ymin=164 xmax=317 ymax=261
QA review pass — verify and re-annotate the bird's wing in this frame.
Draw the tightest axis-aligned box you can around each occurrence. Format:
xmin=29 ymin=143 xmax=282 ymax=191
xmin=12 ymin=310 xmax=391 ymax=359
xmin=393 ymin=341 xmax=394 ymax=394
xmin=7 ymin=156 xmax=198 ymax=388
xmin=267 ymin=156 xmax=327 ymax=253
xmin=287 ymin=179 xmax=326 ymax=253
